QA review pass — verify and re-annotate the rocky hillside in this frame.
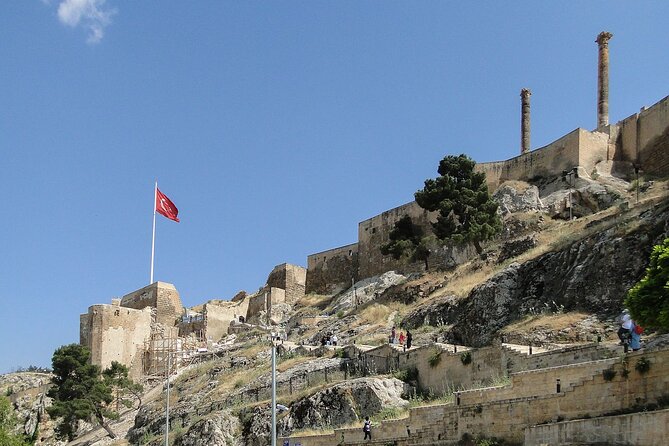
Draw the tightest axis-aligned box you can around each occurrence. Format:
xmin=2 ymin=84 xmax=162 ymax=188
xmin=4 ymin=177 xmax=668 ymax=446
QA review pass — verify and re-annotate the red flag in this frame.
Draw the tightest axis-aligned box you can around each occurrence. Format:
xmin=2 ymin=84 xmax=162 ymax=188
xmin=155 ymin=188 xmax=180 ymax=222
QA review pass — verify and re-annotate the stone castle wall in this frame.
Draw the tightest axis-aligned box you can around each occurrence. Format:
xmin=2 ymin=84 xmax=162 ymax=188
xmin=305 ymin=243 xmax=359 ymax=294
xmin=266 ymin=263 xmax=307 ymax=303
xmin=282 ymin=347 xmax=669 ymax=446
xmin=305 ymin=95 xmax=669 ymax=289
xmin=79 ymin=303 xmax=152 ymax=379
xmin=357 ymin=201 xmax=435 ymax=279
xmin=120 ymin=282 xmax=183 ymax=327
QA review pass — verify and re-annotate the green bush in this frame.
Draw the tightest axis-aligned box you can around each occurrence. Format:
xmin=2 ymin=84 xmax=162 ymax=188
xmin=602 ymin=368 xmax=617 ymax=381
xmin=635 ymin=357 xmax=651 ymax=375
xmin=428 ymin=349 xmax=442 ymax=368
xmin=460 ymin=351 xmax=472 ymax=366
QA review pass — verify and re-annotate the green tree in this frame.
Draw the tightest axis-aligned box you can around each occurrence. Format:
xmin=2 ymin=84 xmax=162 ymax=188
xmin=415 ymin=154 xmax=501 ymax=254
xmin=380 ymin=215 xmax=434 ymax=270
xmin=625 ymin=238 xmax=669 ymax=331
xmin=102 ymin=361 xmax=143 ymax=412
xmin=46 ymin=344 xmax=117 ymax=440
xmin=0 ymin=396 xmax=31 ymax=446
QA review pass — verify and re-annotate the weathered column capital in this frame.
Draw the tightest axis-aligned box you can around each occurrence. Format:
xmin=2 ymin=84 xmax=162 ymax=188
xmin=520 ymin=88 xmax=532 ymax=98
xmin=596 ymin=31 xmax=613 ymax=47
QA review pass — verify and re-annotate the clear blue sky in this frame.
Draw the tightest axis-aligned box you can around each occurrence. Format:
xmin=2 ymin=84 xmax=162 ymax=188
xmin=2 ymin=1 xmax=668 ymax=372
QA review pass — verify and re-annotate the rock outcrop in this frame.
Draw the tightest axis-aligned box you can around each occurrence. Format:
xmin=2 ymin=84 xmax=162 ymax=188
xmin=403 ymin=200 xmax=669 ymax=346
xmin=494 ymin=182 xmax=544 ymax=216
xmin=175 ymin=411 xmax=241 ymax=446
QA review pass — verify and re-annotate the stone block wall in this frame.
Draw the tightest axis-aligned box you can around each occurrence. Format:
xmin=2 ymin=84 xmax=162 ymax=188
xmin=524 ymin=408 xmax=669 ymax=445
xmin=476 ymin=129 xmax=585 ymax=192
xmin=638 ymin=95 xmax=669 ymax=175
xmin=357 ymin=201 xmax=436 ymax=279
xmin=306 ymin=243 xmax=359 ymax=295
xmin=281 ymin=347 xmax=669 ymax=446
xmin=266 ymin=263 xmax=307 ymax=303
xmin=120 ymin=282 xmax=184 ymax=327
xmin=503 ymin=343 xmax=617 ymax=373
xmin=80 ymin=304 xmax=152 ymax=379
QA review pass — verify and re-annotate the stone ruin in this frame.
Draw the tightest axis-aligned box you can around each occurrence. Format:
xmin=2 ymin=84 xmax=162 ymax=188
xmin=79 ymin=263 xmax=306 ymax=379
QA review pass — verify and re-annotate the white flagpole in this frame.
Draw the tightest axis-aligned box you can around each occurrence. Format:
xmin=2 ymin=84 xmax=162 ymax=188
xmin=150 ymin=181 xmax=157 ymax=284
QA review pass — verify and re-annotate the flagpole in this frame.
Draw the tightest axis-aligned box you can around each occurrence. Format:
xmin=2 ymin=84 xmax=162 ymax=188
xmin=150 ymin=181 xmax=157 ymax=284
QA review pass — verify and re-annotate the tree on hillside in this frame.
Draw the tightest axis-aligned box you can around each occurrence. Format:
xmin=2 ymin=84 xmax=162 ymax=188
xmin=415 ymin=154 xmax=501 ymax=254
xmin=47 ymin=344 xmax=126 ymax=440
xmin=380 ymin=215 xmax=435 ymax=270
xmin=102 ymin=361 xmax=143 ymax=411
xmin=625 ymin=238 xmax=669 ymax=331
xmin=0 ymin=396 xmax=31 ymax=446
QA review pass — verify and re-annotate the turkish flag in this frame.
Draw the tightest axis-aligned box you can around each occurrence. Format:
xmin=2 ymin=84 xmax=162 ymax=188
xmin=156 ymin=188 xmax=180 ymax=222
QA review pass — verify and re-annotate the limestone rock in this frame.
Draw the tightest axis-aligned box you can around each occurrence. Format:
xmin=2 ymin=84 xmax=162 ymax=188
xmin=498 ymin=235 xmax=537 ymax=263
xmin=403 ymin=202 xmax=669 ymax=347
xmin=329 ymin=271 xmax=406 ymax=314
xmin=282 ymin=377 xmax=408 ymax=432
xmin=493 ymin=182 xmax=545 ymax=216
xmin=175 ymin=411 xmax=241 ymax=446
xmin=241 ymin=377 xmax=408 ymax=445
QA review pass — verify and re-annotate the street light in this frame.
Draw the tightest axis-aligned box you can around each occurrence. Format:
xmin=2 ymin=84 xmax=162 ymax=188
xmin=271 ymin=335 xmax=279 ymax=446
xmin=562 ymin=168 xmax=578 ymax=220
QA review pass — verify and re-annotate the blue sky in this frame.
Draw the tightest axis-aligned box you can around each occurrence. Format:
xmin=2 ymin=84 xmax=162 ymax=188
xmin=2 ymin=1 xmax=668 ymax=372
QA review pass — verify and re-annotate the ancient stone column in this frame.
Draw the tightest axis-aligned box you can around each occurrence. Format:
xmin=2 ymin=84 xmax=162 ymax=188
xmin=520 ymin=88 xmax=531 ymax=155
xmin=596 ymin=31 xmax=613 ymax=128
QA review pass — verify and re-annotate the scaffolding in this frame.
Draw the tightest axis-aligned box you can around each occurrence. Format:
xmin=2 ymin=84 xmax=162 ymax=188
xmin=143 ymin=330 xmax=217 ymax=380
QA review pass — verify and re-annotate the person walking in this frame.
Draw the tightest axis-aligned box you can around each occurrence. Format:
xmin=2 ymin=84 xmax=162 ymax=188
xmin=362 ymin=416 xmax=372 ymax=440
xmin=630 ymin=322 xmax=643 ymax=351
xmin=390 ymin=326 xmax=396 ymax=344
xmin=406 ymin=330 xmax=413 ymax=350
xmin=399 ymin=332 xmax=406 ymax=346
xmin=617 ymin=309 xmax=633 ymax=345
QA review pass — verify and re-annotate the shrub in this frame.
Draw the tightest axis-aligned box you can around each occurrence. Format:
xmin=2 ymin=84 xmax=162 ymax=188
xmin=393 ymin=367 xmax=419 ymax=384
xmin=602 ymin=368 xmax=617 ymax=381
xmin=635 ymin=357 xmax=651 ymax=375
xmin=428 ymin=349 xmax=442 ymax=368
xmin=460 ymin=351 xmax=472 ymax=366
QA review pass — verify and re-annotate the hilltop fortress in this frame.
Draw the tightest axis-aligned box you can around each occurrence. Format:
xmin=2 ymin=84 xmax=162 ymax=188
xmin=80 ymin=32 xmax=669 ymax=380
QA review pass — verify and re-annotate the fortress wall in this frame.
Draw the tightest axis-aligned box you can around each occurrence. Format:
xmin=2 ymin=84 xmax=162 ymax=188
xmin=120 ymin=282 xmax=184 ymax=327
xmin=306 ymin=243 xmax=359 ymax=294
xmin=266 ymin=263 xmax=307 ymax=302
xmin=203 ymin=300 xmax=247 ymax=342
xmin=403 ymin=345 xmax=503 ymax=395
xmin=616 ymin=112 xmax=639 ymax=163
xmin=357 ymin=201 xmax=436 ymax=279
xmin=504 ymin=343 xmax=616 ymax=373
xmin=476 ymin=129 xmax=582 ymax=191
xmin=282 ymin=348 xmax=669 ymax=446
xmin=577 ymin=129 xmax=609 ymax=173
xmin=637 ymin=94 xmax=669 ymax=175
xmin=81 ymin=304 xmax=152 ymax=379
xmin=525 ymin=409 xmax=669 ymax=445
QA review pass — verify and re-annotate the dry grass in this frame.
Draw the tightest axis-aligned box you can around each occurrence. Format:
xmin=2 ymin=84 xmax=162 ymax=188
xmin=358 ymin=303 xmax=392 ymax=325
xmin=501 ymin=312 xmax=589 ymax=333
xmin=296 ymin=294 xmax=332 ymax=310
xmin=290 ymin=427 xmax=336 ymax=437
xmin=277 ymin=355 xmax=312 ymax=373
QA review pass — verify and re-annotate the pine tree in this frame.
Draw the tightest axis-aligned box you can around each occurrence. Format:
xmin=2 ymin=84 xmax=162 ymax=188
xmin=47 ymin=344 xmax=118 ymax=440
xmin=380 ymin=215 xmax=434 ymax=270
xmin=415 ymin=154 xmax=501 ymax=253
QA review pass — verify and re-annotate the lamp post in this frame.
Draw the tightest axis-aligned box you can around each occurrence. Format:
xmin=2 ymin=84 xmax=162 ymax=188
xmin=164 ymin=351 xmax=171 ymax=446
xmin=634 ymin=164 xmax=640 ymax=204
xmin=563 ymin=169 xmax=577 ymax=220
xmin=271 ymin=336 xmax=277 ymax=446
